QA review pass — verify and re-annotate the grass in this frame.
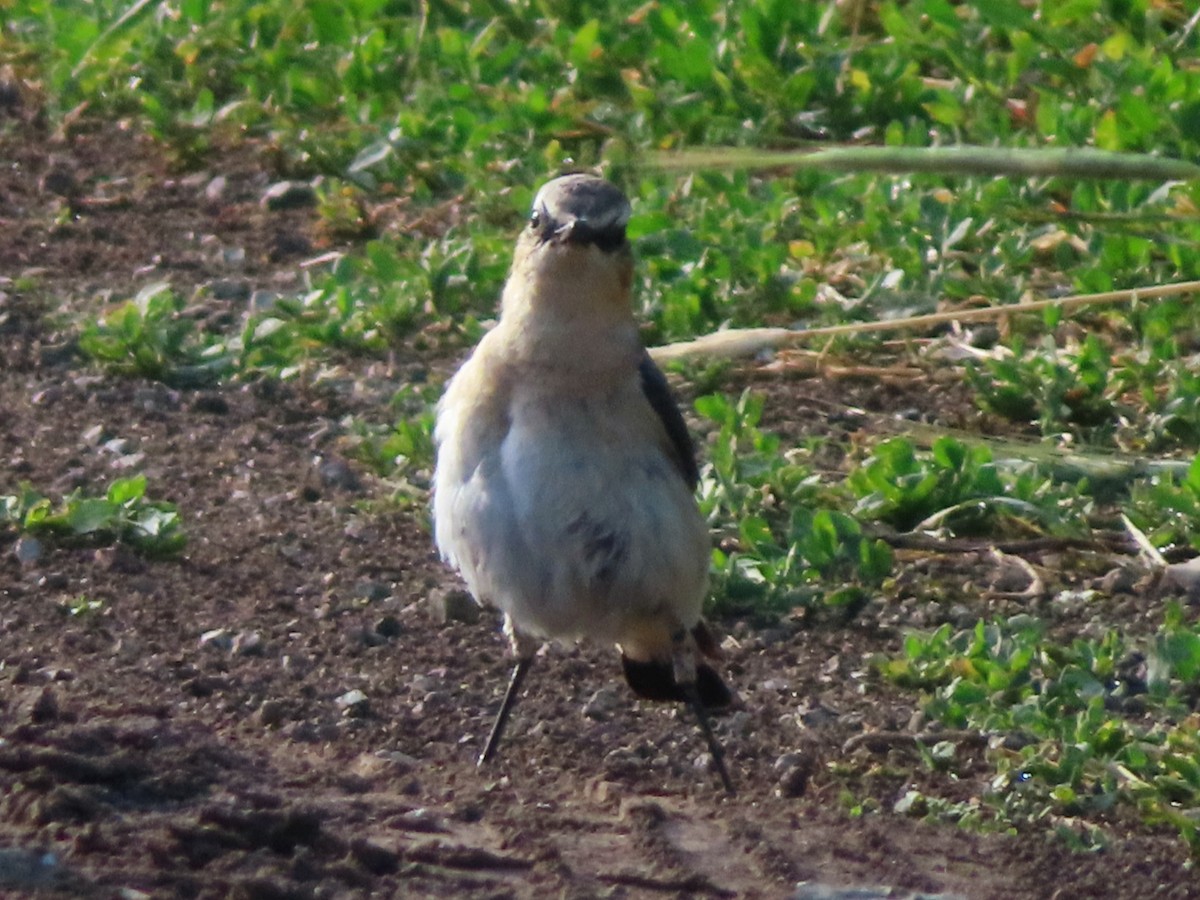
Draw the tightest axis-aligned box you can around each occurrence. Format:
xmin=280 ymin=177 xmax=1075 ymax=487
xmin=3 ymin=0 xmax=1200 ymax=859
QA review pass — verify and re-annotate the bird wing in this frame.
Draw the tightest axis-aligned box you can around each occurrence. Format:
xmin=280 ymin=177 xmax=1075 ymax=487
xmin=637 ymin=353 xmax=699 ymax=489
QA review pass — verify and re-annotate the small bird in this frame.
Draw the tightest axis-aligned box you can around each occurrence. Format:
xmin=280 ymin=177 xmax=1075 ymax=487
xmin=433 ymin=173 xmax=734 ymax=793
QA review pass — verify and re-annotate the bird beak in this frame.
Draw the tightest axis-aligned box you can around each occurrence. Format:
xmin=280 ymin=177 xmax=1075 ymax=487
xmin=551 ymin=218 xmax=579 ymax=245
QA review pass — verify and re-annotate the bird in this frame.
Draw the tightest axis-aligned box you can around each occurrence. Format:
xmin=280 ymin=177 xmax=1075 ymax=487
xmin=432 ymin=173 xmax=734 ymax=794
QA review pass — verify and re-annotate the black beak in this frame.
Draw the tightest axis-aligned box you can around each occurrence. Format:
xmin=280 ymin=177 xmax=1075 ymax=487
xmin=554 ymin=217 xmax=627 ymax=252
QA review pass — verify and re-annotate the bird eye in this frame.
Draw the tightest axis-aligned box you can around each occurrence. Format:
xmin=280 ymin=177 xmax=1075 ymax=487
xmin=529 ymin=210 xmax=541 ymax=230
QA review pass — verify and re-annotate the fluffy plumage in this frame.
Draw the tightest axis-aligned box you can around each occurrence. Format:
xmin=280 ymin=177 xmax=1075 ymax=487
xmin=432 ymin=174 xmax=733 ymax=791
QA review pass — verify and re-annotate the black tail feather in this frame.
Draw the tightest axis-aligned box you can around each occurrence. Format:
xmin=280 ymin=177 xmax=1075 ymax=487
xmin=621 ymin=656 xmax=733 ymax=709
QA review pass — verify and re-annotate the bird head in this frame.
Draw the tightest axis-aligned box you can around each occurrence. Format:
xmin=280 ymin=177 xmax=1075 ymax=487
xmin=502 ymin=174 xmax=636 ymax=319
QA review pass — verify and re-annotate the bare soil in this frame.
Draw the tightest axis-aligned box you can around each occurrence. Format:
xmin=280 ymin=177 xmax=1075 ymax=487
xmin=1 ymin=116 xmax=1196 ymax=899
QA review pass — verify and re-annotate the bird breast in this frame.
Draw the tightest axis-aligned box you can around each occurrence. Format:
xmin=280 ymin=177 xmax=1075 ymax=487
xmin=434 ymin=365 xmax=709 ymax=650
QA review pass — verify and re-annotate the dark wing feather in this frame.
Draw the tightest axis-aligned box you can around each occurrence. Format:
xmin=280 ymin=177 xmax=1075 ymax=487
xmin=638 ymin=353 xmax=699 ymax=489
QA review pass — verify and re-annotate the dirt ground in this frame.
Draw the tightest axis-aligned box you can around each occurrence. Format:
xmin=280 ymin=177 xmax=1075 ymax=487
xmin=1 ymin=115 xmax=1197 ymax=900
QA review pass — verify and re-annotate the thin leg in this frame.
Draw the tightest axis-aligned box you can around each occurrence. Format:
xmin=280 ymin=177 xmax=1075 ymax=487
xmin=684 ymin=682 xmax=736 ymax=796
xmin=478 ymin=655 xmax=532 ymax=766
xmin=671 ymin=628 xmax=735 ymax=796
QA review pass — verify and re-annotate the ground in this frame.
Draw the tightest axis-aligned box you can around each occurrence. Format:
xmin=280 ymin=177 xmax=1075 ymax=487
xmin=1 ymin=117 xmax=1197 ymax=900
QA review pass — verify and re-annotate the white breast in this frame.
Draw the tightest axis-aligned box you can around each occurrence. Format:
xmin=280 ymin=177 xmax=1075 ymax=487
xmin=434 ymin=365 xmax=709 ymax=650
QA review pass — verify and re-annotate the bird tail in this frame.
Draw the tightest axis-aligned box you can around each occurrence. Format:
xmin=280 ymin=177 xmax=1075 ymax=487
xmin=621 ymin=656 xmax=733 ymax=708
xmin=620 ymin=622 xmax=733 ymax=709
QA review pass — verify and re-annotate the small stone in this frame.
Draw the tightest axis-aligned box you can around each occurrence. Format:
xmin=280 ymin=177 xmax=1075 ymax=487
xmin=81 ymin=424 xmax=107 ymax=446
xmin=774 ymin=750 xmax=815 ymax=799
xmin=24 ymin=686 xmax=60 ymax=724
xmin=258 ymin=700 xmax=287 ymax=728
xmin=796 ymin=700 xmax=840 ymax=728
xmin=261 ymin=180 xmax=318 ymax=210
xmin=190 ymin=393 xmax=229 ymax=415
xmin=14 ymin=537 xmax=42 ymax=566
xmin=31 ymin=385 xmax=64 ymax=405
xmin=113 ymin=452 xmax=147 ymax=470
xmin=182 ymin=675 xmax=221 ymax=698
xmin=40 ymin=162 xmax=78 ymax=198
xmin=336 ymin=689 xmax=370 ymax=717
xmin=582 ymin=685 xmax=623 ymax=720
xmin=249 ymin=289 xmax=279 ymax=313
xmin=93 ymin=545 xmax=145 ymax=574
xmin=198 ymin=629 xmax=234 ymax=652
xmin=204 ymin=175 xmax=227 ymax=202
xmin=352 ymin=581 xmax=390 ymax=604
xmin=207 ymin=279 xmax=251 ymax=301
xmin=317 ymin=456 xmax=362 ymax=493
xmin=350 ymin=838 xmax=399 ymax=875
xmin=285 ymin=721 xmax=325 ymax=743
xmin=427 ymin=587 xmax=479 ymax=625
xmin=269 ymin=231 xmax=313 ymax=261
xmin=351 ymin=625 xmax=387 ymax=648
xmin=38 ymin=572 xmax=70 ymax=590
xmin=1097 ymin=566 xmax=1138 ymax=595
xmin=375 ymin=615 xmax=402 ymax=639
xmin=232 ymin=631 xmax=264 ymax=656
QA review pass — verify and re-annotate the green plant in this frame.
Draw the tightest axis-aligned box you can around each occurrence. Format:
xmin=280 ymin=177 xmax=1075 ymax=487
xmin=848 ymin=436 xmax=1076 ymax=537
xmin=1128 ymin=452 xmax=1200 ymax=554
xmin=64 ymin=594 xmax=106 ymax=617
xmin=696 ymin=391 xmax=891 ymax=615
xmin=1 ymin=475 xmax=186 ymax=557
xmin=79 ymin=283 xmax=231 ymax=387
xmin=344 ymin=384 xmax=438 ymax=507
xmin=967 ymin=333 xmax=1116 ymax=439
xmin=880 ymin=610 xmax=1200 ymax=852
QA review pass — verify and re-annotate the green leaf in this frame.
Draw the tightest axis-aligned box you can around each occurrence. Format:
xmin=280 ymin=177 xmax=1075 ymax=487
xmin=66 ymin=498 xmax=118 ymax=535
xmin=107 ymin=475 xmax=148 ymax=505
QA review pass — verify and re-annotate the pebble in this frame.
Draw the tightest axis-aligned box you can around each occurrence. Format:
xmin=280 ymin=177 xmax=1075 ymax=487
xmin=1095 ymin=565 xmax=1138 ymax=595
xmin=352 ymin=581 xmax=390 ymax=603
xmin=336 ymin=689 xmax=370 ymax=718
xmin=81 ymin=424 xmax=108 ymax=446
xmin=375 ymin=615 xmax=402 ymax=639
xmin=31 ymin=386 xmax=64 ymax=405
xmin=198 ymin=628 xmax=234 ymax=652
xmin=22 ymin=686 xmax=59 ymax=724
xmin=204 ymin=175 xmax=227 ymax=202
xmin=774 ymin=750 xmax=815 ymax=799
xmin=427 ymin=587 xmax=479 ymax=625
xmin=35 ymin=341 xmax=76 ymax=368
xmin=37 ymin=572 xmax=70 ymax=590
xmin=249 ymin=289 xmax=280 ymax=313
xmin=582 ymin=685 xmax=623 ymax=720
xmin=190 ymin=393 xmax=229 ymax=415
xmin=258 ymin=700 xmax=287 ymax=728
xmin=232 ymin=631 xmax=264 ymax=656
xmin=14 ymin=537 xmax=42 ymax=566
xmin=315 ymin=456 xmax=361 ymax=492
xmin=261 ymin=180 xmax=317 ymax=211
xmin=269 ymin=231 xmax=313 ymax=260
xmin=207 ymin=279 xmax=251 ymax=301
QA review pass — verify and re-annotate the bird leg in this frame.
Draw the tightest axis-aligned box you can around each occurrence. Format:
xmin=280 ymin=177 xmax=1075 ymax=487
xmin=672 ymin=629 xmax=735 ymax=795
xmin=478 ymin=655 xmax=532 ymax=766
xmin=478 ymin=623 xmax=538 ymax=767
